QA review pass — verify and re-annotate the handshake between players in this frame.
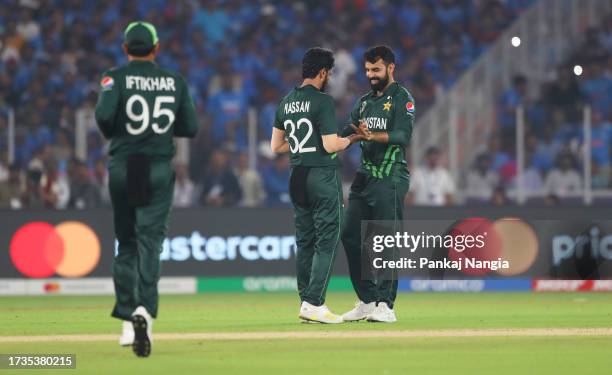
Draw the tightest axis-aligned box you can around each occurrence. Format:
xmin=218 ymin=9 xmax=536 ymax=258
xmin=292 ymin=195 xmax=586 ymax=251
xmin=271 ymin=45 xmax=415 ymax=324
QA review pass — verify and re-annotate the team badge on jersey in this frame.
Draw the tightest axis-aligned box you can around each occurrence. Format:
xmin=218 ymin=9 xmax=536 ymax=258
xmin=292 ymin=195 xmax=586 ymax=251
xmin=406 ymin=101 xmax=415 ymax=114
xmin=359 ymin=101 xmax=367 ymax=116
xmin=383 ymin=101 xmax=392 ymax=111
xmin=100 ymin=76 xmax=114 ymax=91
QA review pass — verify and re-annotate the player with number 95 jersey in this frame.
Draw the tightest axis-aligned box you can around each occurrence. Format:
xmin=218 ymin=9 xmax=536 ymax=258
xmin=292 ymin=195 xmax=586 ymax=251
xmin=95 ymin=21 xmax=198 ymax=358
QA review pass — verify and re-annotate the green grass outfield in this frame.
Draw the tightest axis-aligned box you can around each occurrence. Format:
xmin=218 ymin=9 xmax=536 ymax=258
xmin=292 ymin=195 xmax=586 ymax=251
xmin=0 ymin=292 xmax=611 ymax=374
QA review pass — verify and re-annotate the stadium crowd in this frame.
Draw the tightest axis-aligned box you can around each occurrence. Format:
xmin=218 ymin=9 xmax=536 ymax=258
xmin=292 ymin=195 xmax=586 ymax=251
xmin=0 ymin=0 xmax=609 ymax=209
xmin=460 ymin=14 xmax=612 ymax=205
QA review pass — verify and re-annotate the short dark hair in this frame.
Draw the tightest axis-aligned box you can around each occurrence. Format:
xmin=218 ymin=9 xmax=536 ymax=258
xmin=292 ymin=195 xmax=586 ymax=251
xmin=364 ymin=45 xmax=395 ymax=65
xmin=302 ymin=47 xmax=334 ymax=79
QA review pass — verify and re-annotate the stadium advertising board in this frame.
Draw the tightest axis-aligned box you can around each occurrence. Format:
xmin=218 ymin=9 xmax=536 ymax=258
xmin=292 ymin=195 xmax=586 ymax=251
xmin=1 ymin=207 xmax=610 ymax=283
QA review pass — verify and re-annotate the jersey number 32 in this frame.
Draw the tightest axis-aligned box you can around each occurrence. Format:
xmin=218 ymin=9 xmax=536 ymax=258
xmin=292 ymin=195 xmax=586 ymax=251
xmin=284 ymin=118 xmax=315 ymax=154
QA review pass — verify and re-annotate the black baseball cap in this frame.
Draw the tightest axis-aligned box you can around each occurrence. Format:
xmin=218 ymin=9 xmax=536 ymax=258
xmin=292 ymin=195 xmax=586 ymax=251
xmin=124 ymin=21 xmax=159 ymax=56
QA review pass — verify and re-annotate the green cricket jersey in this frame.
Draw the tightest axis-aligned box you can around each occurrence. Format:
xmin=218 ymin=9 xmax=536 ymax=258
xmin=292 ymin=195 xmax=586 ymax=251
xmin=95 ymin=60 xmax=198 ymax=160
xmin=343 ymin=82 xmax=414 ymax=178
xmin=273 ymin=85 xmax=340 ymax=168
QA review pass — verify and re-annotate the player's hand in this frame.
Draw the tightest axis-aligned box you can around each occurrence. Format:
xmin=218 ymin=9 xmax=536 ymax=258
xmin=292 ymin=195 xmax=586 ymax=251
xmin=351 ymin=121 xmax=372 ymax=141
xmin=347 ymin=133 xmax=364 ymax=145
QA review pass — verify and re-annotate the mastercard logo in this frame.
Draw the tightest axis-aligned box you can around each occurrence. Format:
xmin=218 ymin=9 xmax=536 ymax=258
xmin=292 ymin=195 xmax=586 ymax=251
xmin=10 ymin=221 xmax=101 ymax=278
xmin=448 ymin=217 xmax=539 ymax=276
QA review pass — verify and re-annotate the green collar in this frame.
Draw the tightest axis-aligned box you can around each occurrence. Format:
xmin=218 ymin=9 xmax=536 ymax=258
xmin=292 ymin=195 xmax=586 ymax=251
xmin=128 ymin=60 xmax=157 ymax=67
xmin=297 ymin=84 xmax=318 ymax=91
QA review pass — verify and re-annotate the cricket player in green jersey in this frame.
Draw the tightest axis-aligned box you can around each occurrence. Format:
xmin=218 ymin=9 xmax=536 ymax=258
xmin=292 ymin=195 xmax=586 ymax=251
xmin=270 ymin=47 xmax=363 ymax=323
xmin=340 ymin=46 xmax=414 ymax=323
xmin=95 ymin=21 xmax=198 ymax=356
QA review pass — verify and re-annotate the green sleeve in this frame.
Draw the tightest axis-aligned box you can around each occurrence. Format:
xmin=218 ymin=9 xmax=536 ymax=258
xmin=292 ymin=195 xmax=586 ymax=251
xmin=340 ymin=99 xmax=361 ymax=137
xmin=387 ymin=92 xmax=414 ymax=146
xmin=272 ymin=104 xmax=284 ymax=131
xmin=94 ymin=70 xmax=120 ymax=139
xmin=173 ymin=76 xmax=199 ymax=138
xmin=318 ymin=96 xmax=337 ymax=135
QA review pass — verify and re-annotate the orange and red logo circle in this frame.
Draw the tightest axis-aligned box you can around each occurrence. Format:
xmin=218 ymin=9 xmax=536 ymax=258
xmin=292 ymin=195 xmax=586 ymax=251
xmin=448 ymin=217 xmax=539 ymax=276
xmin=10 ymin=221 xmax=101 ymax=278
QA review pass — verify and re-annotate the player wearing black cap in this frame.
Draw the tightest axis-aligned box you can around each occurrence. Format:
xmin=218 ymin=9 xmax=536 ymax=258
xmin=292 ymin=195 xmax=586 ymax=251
xmin=95 ymin=21 xmax=198 ymax=357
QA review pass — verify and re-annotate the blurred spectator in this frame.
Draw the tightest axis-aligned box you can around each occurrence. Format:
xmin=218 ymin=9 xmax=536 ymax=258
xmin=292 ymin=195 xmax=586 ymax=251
xmin=27 ymin=146 xmax=47 ymax=173
xmin=522 ymin=153 xmax=545 ymax=197
xmin=188 ymin=115 xmax=214 ymax=183
xmin=472 ymin=1 xmax=510 ymax=48
xmin=592 ymin=163 xmax=609 ymax=189
xmin=581 ymin=61 xmax=612 ymax=119
xmin=498 ymin=158 xmax=517 ymax=188
xmin=198 ymin=149 xmax=242 ymax=207
xmin=86 ymin=132 xmax=103 ymax=165
xmin=258 ymin=87 xmax=279 ymax=142
xmin=411 ymin=71 xmax=440 ymax=113
xmin=234 ymin=152 xmax=265 ymax=207
xmin=206 ymin=71 xmax=248 ymax=149
xmin=3 ymin=21 xmax=24 ymax=61
xmin=17 ymin=8 xmax=41 ymax=42
xmin=50 ymin=129 xmax=74 ymax=170
xmin=192 ymin=0 xmax=231 ymax=45
xmin=487 ymin=134 xmax=517 ymax=188
xmin=408 ymin=146 xmax=455 ymax=206
xmin=68 ymin=159 xmax=100 ymax=209
xmin=0 ymin=155 xmax=8 ymax=182
xmin=497 ymin=75 xmax=527 ymax=134
xmin=490 ymin=186 xmax=511 ymax=206
xmin=173 ymin=163 xmax=195 ymax=208
xmin=465 ymin=153 xmax=499 ymax=202
xmin=435 ymin=0 xmax=463 ymax=26
xmin=543 ymin=66 xmax=584 ymax=123
xmin=486 ymin=134 xmax=512 ymax=172
xmin=328 ymin=45 xmax=357 ymax=99
xmin=21 ymin=167 xmax=43 ymax=208
xmin=544 ymin=153 xmax=582 ymax=198
xmin=262 ymin=154 xmax=291 ymax=206
xmin=0 ymin=164 xmax=25 ymax=209
xmin=531 ymin=123 xmax=564 ymax=173
xmin=93 ymin=158 xmax=110 ymax=206
xmin=40 ymin=158 xmax=70 ymax=209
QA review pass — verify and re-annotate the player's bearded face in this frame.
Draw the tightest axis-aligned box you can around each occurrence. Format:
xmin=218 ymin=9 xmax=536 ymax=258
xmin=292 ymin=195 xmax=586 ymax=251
xmin=369 ymin=68 xmax=389 ymax=92
xmin=320 ymin=69 xmax=330 ymax=92
xmin=366 ymin=60 xmax=390 ymax=92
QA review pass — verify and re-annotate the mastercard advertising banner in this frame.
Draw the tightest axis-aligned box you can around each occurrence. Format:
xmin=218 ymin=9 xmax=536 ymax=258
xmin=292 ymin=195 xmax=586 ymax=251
xmin=2 ymin=210 xmax=115 ymax=279
xmin=1 ymin=208 xmax=611 ymax=281
xmin=0 ymin=208 xmax=300 ymax=279
xmin=10 ymin=221 xmax=101 ymax=278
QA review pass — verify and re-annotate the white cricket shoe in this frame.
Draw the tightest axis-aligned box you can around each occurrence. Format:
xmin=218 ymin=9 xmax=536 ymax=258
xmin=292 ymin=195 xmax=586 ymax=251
xmin=119 ymin=320 xmax=134 ymax=346
xmin=299 ymin=301 xmax=343 ymax=324
xmin=366 ymin=302 xmax=397 ymax=323
xmin=342 ymin=300 xmax=376 ymax=322
xmin=300 ymin=319 xmax=320 ymax=324
xmin=131 ymin=306 xmax=153 ymax=357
